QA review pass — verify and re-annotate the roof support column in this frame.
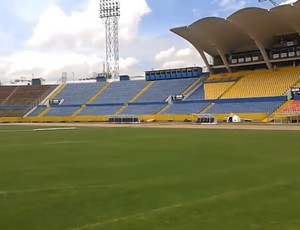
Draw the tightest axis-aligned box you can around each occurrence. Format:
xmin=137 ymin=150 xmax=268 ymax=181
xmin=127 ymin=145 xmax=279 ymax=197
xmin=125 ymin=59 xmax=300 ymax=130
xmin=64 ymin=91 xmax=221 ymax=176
xmin=254 ymin=40 xmax=272 ymax=70
xmin=215 ymin=47 xmax=232 ymax=73
xmin=198 ymin=50 xmax=212 ymax=73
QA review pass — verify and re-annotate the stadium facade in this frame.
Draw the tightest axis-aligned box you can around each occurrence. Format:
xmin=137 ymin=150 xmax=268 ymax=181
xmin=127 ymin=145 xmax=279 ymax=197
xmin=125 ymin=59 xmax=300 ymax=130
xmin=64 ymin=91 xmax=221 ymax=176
xmin=171 ymin=1 xmax=300 ymax=74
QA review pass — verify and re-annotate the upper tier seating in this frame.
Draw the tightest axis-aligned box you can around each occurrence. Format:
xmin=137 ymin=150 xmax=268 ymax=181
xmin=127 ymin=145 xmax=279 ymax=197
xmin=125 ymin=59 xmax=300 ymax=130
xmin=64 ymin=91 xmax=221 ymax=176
xmin=185 ymin=85 xmax=205 ymax=100
xmin=54 ymin=83 xmax=106 ymax=105
xmin=136 ymin=78 xmax=198 ymax=102
xmin=204 ymin=82 xmax=235 ymax=100
xmin=0 ymin=85 xmax=56 ymax=117
xmin=0 ymin=85 xmax=55 ymax=106
xmin=91 ymin=80 xmax=148 ymax=104
xmin=162 ymin=101 xmax=210 ymax=115
xmin=221 ymin=68 xmax=300 ymax=99
xmin=206 ymin=97 xmax=286 ymax=115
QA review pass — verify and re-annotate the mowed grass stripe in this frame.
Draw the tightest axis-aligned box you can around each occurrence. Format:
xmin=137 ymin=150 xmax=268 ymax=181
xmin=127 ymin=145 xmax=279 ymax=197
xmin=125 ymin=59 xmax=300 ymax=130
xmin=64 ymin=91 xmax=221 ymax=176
xmin=68 ymin=177 xmax=300 ymax=230
xmin=0 ymin=127 xmax=300 ymax=230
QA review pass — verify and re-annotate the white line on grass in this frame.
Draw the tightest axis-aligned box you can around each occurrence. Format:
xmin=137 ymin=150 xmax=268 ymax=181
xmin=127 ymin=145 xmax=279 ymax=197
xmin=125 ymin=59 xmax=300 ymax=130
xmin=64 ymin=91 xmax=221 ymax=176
xmin=2 ymin=141 xmax=85 ymax=148
xmin=33 ymin=127 xmax=77 ymax=132
xmin=68 ymin=177 xmax=300 ymax=230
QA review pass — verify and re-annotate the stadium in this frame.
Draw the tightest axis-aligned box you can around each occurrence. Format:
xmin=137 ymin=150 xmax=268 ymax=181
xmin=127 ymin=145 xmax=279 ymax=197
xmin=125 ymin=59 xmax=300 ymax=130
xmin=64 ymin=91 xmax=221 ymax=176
xmin=1 ymin=0 xmax=300 ymax=230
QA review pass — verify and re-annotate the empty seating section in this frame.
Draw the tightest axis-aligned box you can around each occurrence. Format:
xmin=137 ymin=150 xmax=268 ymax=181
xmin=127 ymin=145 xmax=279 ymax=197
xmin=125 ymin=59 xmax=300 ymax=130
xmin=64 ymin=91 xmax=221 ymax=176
xmin=0 ymin=85 xmax=55 ymax=117
xmin=206 ymin=97 xmax=285 ymax=115
xmin=283 ymin=101 xmax=300 ymax=113
xmin=204 ymin=82 xmax=235 ymax=100
xmin=136 ymin=78 xmax=197 ymax=102
xmin=28 ymin=106 xmax=47 ymax=117
xmin=79 ymin=104 xmax=122 ymax=116
xmin=186 ymin=85 xmax=205 ymax=100
xmin=0 ymin=85 xmax=55 ymax=106
xmin=0 ymin=106 xmax=29 ymax=117
xmin=92 ymin=81 xmax=148 ymax=104
xmin=54 ymin=83 xmax=106 ymax=105
xmin=221 ymin=69 xmax=300 ymax=99
xmin=162 ymin=101 xmax=210 ymax=114
xmin=0 ymin=87 xmax=16 ymax=105
xmin=45 ymin=106 xmax=80 ymax=116
xmin=121 ymin=103 xmax=167 ymax=115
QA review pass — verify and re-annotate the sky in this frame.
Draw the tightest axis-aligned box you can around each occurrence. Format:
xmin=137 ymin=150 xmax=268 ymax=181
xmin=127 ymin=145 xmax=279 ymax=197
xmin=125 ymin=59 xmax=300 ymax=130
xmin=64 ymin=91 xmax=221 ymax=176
xmin=0 ymin=0 xmax=297 ymax=83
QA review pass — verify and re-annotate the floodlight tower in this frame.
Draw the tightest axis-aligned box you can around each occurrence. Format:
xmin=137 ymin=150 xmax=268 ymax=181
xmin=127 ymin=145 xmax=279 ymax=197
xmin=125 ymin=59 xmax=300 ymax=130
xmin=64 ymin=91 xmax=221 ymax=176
xmin=258 ymin=0 xmax=279 ymax=6
xmin=99 ymin=0 xmax=120 ymax=80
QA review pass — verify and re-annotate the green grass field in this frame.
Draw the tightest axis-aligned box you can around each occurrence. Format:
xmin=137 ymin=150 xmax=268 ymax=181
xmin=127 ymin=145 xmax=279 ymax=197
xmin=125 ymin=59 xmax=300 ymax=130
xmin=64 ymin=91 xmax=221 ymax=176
xmin=0 ymin=125 xmax=300 ymax=230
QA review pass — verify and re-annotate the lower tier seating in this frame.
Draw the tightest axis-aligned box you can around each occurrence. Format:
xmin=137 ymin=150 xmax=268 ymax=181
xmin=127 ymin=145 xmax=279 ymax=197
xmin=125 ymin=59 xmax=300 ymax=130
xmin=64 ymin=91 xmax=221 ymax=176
xmin=45 ymin=106 xmax=80 ymax=116
xmin=78 ymin=104 xmax=122 ymax=116
xmin=162 ymin=101 xmax=210 ymax=114
xmin=121 ymin=103 xmax=167 ymax=115
xmin=207 ymin=97 xmax=286 ymax=115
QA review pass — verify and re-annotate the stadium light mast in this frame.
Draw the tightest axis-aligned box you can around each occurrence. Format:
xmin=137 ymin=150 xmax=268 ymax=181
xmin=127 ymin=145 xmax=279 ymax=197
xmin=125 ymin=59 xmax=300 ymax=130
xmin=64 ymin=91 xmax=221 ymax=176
xmin=99 ymin=0 xmax=120 ymax=81
xmin=258 ymin=0 xmax=279 ymax=7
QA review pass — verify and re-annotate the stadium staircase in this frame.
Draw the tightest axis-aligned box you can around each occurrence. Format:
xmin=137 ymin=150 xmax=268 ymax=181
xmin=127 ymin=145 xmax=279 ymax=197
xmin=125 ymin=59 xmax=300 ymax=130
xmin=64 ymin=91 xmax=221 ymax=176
xmin=114 ymin=104 xmax=128 ymax=115
xmin=1 ymin=86 xmax=19 ymax=105
xmin=157 ymin=104 xmax=171 ymax=114
xmin=181 ymin=77 xmax=204 ymax=96
xmin=204 ymin=81 xmax=236 ymax=99
xmin=199 ymin=103 xmax=215 ymax=114
xmin=38 ymin=107 xmax=50 ymax=117
xmin=86 ymin=83 xmax=111 ymax=104
xmin=72 ymin=105 xmax=86 ymax=116
xmin=218 ymin=80 xmax=241 ymax=99
xmin=262 ymin=100 xmax=293 ymax=122
xmin=48 ymin=84 xmax=66 ymax=101
xmin=129 ymin=81 xmax=154 ymax=103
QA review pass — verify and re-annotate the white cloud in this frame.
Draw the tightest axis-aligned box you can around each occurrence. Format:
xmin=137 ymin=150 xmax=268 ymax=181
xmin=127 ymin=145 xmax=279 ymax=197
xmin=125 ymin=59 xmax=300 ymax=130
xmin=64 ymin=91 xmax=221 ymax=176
xmin=0 ymin=0 xmax=151 ymax=82
xmin=279 ymin=0 xmax=297 ymax=5
xmin=214 ymin=0 xmax=246 ymax=14
xmin=219 ymin=0 xmax=236 ymax=7
xmin=176 ymin=48 xmax=192 ymax=57
xmin=155 ymin=47 xmax=176 ymax=61
xmin=119 ymin=57 xmax=138 ymax=73
xmin=154 ymin=46 xmax=205 ymax=71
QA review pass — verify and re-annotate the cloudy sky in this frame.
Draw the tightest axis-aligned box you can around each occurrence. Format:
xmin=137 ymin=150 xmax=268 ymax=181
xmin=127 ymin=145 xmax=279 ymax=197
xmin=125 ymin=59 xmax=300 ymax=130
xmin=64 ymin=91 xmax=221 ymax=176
xmin=0 ymin=0 xmax=296 ymax=82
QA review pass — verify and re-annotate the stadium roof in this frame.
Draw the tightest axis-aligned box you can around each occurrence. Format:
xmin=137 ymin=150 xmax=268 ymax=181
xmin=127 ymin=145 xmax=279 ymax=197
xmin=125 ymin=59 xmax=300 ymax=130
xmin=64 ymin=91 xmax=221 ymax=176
xmin=171 ymin=0 xmax=300 ymax=71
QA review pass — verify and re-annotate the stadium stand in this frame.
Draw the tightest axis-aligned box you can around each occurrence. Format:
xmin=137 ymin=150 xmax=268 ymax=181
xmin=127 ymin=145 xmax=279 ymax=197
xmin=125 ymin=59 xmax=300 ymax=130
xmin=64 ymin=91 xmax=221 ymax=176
xmin=53 ymin=83 xmax=106 ymax=105
xmin=121 ymin=102 xmax=167 ymax=115
xmin=204 ymin=82 xmax=236 ymax=100
xmin=161 ymin=100 xmax=210 ymax=115
xmin=91 ymin=80 xmax=148 ymax=104
xmin=136 ymin=78 xmax=198 ymax=102
xmin=221 ymin=69 xmax=300 ymax=99
xmin=0 ymin=85 xmax=56 ymax=117
xmin=28 ymin=105 xmax=47 ymax=117
xmin=44 ymin=105 xmax=81 ymax=117
xmin=185 ymin=85 xmax=205 ymax=100
xmin=206 ymin=96 xmax=286 ymax=115
xmin=282 ymin=100 xmax=300 ymax=113
xmin=78 ymin=104 xmax=123 ymax=116
xmin=0 ymin=85 xmax=55 ymax=106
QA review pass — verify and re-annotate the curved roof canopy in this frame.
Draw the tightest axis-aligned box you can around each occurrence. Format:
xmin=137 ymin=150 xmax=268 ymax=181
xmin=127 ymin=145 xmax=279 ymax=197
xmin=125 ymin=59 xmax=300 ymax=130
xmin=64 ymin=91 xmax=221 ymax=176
xmin=271 ymin=5 xmax=300 ymax=33
xmin=171 ymin=1 xmax=300 ymax=57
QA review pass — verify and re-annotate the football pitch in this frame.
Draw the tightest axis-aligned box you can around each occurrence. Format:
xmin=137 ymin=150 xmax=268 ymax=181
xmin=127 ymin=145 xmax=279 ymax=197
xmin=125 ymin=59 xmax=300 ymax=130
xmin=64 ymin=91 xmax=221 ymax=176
xmin=0 ymin=125 xmax=300 ymax=230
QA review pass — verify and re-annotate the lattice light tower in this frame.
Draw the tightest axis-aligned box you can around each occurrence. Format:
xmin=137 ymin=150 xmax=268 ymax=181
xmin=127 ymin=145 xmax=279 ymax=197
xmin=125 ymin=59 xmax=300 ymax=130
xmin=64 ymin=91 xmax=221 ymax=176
xmin=99 ymin=0 xmax=120 ymax=80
